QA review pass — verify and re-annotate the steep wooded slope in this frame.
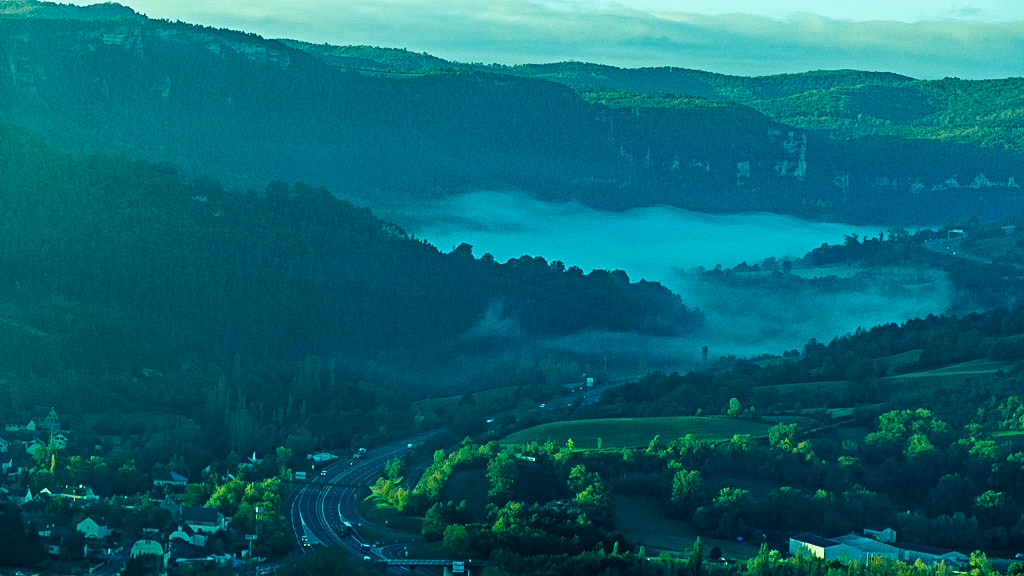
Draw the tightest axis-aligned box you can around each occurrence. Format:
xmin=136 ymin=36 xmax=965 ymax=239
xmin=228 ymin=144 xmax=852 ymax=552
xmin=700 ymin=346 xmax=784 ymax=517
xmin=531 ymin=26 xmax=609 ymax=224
xmin=0 ymin=121 xmax=700 ymax=375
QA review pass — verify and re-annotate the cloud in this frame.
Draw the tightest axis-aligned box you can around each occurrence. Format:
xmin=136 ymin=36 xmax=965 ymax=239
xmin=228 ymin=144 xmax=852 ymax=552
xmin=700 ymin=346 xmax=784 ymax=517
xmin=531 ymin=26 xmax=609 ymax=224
xmin=121 ymin=0 xmax=1024 ymax=79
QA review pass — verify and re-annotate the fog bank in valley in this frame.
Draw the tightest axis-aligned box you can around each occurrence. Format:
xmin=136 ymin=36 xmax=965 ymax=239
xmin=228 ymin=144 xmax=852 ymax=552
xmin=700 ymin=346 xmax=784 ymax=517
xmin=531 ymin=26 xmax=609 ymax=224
xmin=392 ymin=191 xmax=954 ymax=367
xmin=399 ymin=191 xmax=882 ymax=274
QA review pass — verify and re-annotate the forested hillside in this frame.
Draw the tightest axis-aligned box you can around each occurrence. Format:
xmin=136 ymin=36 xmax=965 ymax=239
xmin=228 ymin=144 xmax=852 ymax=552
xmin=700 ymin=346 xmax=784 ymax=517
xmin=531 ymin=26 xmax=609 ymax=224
xmin=472 ymin=61 xmax=1024 ymax=154
xmin=0 ymin=3 xmax=1022 ymax=224
xmin=0 ymin=119 xmax=699 ymax=374
xmin=479 ymin=62 xmax=916 ymax=103
xmin=0 ymin=117 xmax=704 ymax=484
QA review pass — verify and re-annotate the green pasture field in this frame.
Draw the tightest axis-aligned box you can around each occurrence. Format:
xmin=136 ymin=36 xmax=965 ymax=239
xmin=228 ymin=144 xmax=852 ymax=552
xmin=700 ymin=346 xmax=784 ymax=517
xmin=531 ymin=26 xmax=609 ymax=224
xmin=883 ymin=359 xmax=1016 ymax=381
xmin=612 ymin=494 xmax=760 ymax=560
xmin=757 ymin=379 xmax=848 ymax=394
xmin=878 ymin=349 xmax=923 ymax=372
xmin=500 ymin=417 xmax=773 ymax=450
xmin=788 ymin=263 xmax=862 ymax=279
xmin=412 ymin=385 xmax=518 ymax=416
xmin=752 ymin=356 xmax=797 ymax=369
xmin=992 ymin=430 xmax=1024 ymax=449
xmin=759 ymin=355 xmax=1007 ymax=396
xmin=963 ymin=235 xmax=1021 ymax=262
xmin=356 ymin=488 xmax=449 ymax=558
xmin=441 ymin=467 xmax=490 ymax=522
xmin=761 ymin=414 xmax=826 ymax=428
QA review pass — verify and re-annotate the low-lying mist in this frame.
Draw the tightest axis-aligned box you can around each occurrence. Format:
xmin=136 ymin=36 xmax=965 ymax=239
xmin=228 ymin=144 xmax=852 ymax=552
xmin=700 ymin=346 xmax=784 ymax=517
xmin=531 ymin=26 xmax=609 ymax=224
xmin=393 ymin=191 xmax=883 ymax=280
xmin=389 ymin=190 xmax=954 ymax=368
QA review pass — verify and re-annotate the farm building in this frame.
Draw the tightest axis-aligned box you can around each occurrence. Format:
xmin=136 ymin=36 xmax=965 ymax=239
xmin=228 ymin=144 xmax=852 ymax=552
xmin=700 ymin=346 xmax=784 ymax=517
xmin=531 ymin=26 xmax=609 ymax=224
xmin=791 ymin=533 xmax=900 ymax=563
xmin=864 ymin=525 xmax=896 ymax=543
xmin=790 ymin=534 xmax=862 ymax=562
xmin=791 ymin=532 xmax=965 ymax=567
xmin=899 ymin=543 xmax=970 ymax=568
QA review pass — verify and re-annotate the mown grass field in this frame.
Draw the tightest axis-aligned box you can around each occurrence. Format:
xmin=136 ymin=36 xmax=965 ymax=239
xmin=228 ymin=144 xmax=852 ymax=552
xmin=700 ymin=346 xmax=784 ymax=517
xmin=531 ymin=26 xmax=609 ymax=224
xmin=441 ymin=467 xmax=491 ymax=522
xmin=992 ymin=430 xmax=1024 ymax=449
xmin=612 ymin=494 xmax=760 ymax=559
xmin=788 ymin=263 xmax=862 ymax=279
xmin=757 ymin=355 xmax=1009 ymax=397
xmin=758 ymin=379 xmax=848 ymax=394
xmin=500 ymin=417 xmax=773 ymax=450
xmin=883 ymin=358 xmax=1016 ymax=380
xmin=963 ymin=235 xmax=1021 ymax=262
xmin=879 ymin=349 xmax=924 ymax=372
xmin=356 ymin=489 xmax=449 ymax=558
xmin=411 ymin=385 xmax=518 ymax=417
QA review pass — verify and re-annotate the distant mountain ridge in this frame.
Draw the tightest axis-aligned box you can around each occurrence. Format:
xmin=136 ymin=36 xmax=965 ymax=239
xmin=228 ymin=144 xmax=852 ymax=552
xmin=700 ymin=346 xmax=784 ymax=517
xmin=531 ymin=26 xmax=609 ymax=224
xmin=0 ymin=1 xmax=1021 ymax=224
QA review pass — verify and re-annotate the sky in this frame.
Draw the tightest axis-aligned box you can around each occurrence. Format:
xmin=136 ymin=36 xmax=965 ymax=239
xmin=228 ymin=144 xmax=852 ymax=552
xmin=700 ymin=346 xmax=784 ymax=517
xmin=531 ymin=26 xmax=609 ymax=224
xmin=99 ymin=0 xmax=1024 ymax=79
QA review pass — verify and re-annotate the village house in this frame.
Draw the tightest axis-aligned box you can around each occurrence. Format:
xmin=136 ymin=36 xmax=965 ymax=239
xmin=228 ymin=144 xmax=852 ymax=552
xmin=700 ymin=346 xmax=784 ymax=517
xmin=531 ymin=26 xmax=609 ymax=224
xmin=89 ymin=539 xmax=122 ymax=559
xmin=130 ymin=538 xmax=170 ymax=573
xmin=38 ymin=523 xmax=81 ymax=558
xmin=183 ymin=505 xmax=230 ymax=535
xmin=20 ymin=497 xmax=48 ymax=519
xmin=153 ymin=470 xmax=189 ymax=491
xmin=155 ymin=491 xmax=183 ymax=520
xmin=51 ymin=430 xmax=70 ymax=450
xmin=169 ymin=540 xmax=231 ymax=569
xmin=308 ymin=451 xmax=339 ymax=463
xmin=34 ymin=406 xmax=62 ymax=432
xmin=17 ymin=430 xmax=46 ymax=456
xmin=170 ymin=523 xmax=208 ymax=547
xmin=4 ymin=453 xmax=29 ymax=478
xmin=60 ymin=484 xmax=100 ymax=504
xmin=77 ymin=515 xmax=114 ymax=539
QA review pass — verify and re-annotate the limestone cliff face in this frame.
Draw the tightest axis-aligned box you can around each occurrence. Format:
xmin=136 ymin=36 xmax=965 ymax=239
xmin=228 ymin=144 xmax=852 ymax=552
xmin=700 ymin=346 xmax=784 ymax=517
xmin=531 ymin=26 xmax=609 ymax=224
xmin=0 ymin=7 xmax=1020 ymax=225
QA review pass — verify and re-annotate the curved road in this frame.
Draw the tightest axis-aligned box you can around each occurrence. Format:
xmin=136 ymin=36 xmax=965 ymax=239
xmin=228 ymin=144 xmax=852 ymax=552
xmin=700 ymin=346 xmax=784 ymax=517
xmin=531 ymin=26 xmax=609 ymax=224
xmin=286 ymin=431 xmax=440 ymax=560
xmin=285 ymin=376 xmax=635 ymax=563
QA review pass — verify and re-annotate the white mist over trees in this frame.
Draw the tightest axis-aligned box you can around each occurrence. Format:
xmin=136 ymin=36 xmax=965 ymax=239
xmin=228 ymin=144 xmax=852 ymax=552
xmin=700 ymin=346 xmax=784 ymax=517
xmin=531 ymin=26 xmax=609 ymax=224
xmin=397 ymin=190 xmax=954 ymax=360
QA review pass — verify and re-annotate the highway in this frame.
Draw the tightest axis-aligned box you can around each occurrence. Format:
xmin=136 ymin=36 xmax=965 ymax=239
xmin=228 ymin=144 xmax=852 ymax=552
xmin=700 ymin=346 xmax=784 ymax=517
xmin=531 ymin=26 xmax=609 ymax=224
xmin=284 ymin=375 xmax=636 ymax=564
xmin=285 ymin=430 xmax=441 ymax=561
